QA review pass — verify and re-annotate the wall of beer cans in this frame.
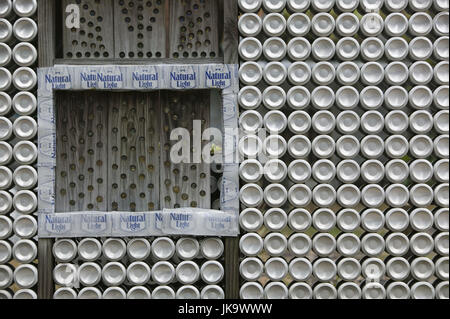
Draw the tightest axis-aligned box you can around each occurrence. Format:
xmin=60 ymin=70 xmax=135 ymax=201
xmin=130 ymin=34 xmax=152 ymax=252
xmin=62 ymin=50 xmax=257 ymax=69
xmin=1 ymin=0 xmax=449 ymax=300
xmin=237 ymin=0 xmax=449 ymax=299
xmin=51 ymin=237 xmax=226 ymax=299
xmin=0 ymin=0 xmax=39 ymax=299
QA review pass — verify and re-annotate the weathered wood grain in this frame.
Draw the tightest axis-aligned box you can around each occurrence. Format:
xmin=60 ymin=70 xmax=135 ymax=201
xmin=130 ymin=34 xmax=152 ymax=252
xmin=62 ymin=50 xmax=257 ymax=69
xmin=38 ymin=1 xmax=56 ymax=299
xmin=57 ymin=0 xmax=227 ymax=61
xmin=222 ymin=0 xmax=240 ymax=299
xmin=169 ymin=0 xmax=219 ymax=59
xmin=108 ymin=92 xmax=160 ymax=212
xmin=160 ymin=91 xmax=211 ymax=209
xmin=62 ymin=0 xmax=114 ymax=59
xmin=114 ymin=0 xmax=166 ymax=59
xmin=223 ymin=0 xmax=238 ymax=64
xmin=38 ymin=0 xmax=56 ymax=66
xmin=55 ymin=92 xmax=109 ymax=212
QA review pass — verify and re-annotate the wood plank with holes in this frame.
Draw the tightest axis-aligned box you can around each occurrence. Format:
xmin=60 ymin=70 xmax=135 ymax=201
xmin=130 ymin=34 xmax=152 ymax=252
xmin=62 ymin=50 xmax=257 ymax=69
xmin=169 ymin=0 xmax=219 ymax=59
xmin=62 ymin=0 xmax=114 ymax=59
xmin=108 ymin=92 xmax=160 ymax=212
xmin=144 ymin=92 xmax=161 ymax=211
xmin=55 ymin=92 xmax=109 ymax=212
xmin=55 ymin=92 xmax=71 ymax=213
xmin=108 ymin=94 xmax=121 ymax=211
xmin=160 ymin=91 xmax=211 ymax=209
xmin=86 ymin=93 xmax=109 ymax=210
xmin=114 ymin=0 xmax=166 ymax=59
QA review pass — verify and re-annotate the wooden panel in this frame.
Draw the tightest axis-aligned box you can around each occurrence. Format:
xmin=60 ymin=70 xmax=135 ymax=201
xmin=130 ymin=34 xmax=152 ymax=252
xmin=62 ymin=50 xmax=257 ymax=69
xmin=223 ymin=0 xmax=238 ymax=64
xmin=223 ymin=0 xmax=240 ymax=299
xmin=54 ymin=57 xmax=224 ymax=65
xmin=59 ymin=0 xmax=224 ymax=60
xmin=108 ymin=92 xmax=160 ymax=212
xmin=38 ymin=0 xmax=56 ymax=66
xmin=62 ymin=0 xmax=114 ymax=59
xmin=38 ymin=1 xmax=56 ymax=299
xmin=160 ymin=91 xmax=211 ymax=209
xmin=169 ymin=0 xmax=219 ymax=59
xmin=37 ymin=239 xmax=54 ymax=299
xmin=55 ymin=92 xmax=109 ymax=212
xmin=114 ymin=0 xmax=166 ymax=59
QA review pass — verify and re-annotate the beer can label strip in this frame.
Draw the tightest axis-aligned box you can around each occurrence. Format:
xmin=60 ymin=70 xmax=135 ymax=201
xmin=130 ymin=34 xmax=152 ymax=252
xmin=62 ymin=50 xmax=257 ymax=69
xmin=36 ymin=64 xmax=240 ymax=226
xmin=38 ymin=208 xmax=239 ymax=238
xmin=38 ymin=64 xmax=239 ymax=93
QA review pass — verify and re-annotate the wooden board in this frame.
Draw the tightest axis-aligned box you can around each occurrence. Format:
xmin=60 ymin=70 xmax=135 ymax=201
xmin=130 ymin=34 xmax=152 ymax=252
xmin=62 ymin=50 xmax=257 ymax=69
xmin=61 ymin=0 xmax=224 ymax=60
xmin=223 ymin=0 xmax=239 ymax=299
xmin=38 ymin=0 xmax=56 ymax=66
xmin=223 ymin=0 xmax=238 ymax=64
xmin=114 ymin=0 xmax=166 ymax=59
xmin=55 ymin=92 xmax=109 ymax=212
xmin=62 ymin=0 xmax=114 ymax=59
xmin=38 ymin=1 xmax=56 ymax=299
xmin=56 ymin=90 xmax=214 ymax=212
xmin=108 ymin=92 xmax=160 ymax=212
xmin=169 ymin=0 xmax=219 ymax=59
xmin=160 ymin=91 xmax=211 ymax=209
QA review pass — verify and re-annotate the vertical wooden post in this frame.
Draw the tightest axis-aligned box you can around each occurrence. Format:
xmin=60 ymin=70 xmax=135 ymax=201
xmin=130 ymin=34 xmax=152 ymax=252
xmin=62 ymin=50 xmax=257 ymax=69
xmin=223 ymin=0 xmax=239 ymax=65
xmin=38 ymin=0 xmax=56 ymax=67
xmin=38 ymin=0 xmax=56 ymax=300
xmin=222 ymin=0 xmax=240 ymax=300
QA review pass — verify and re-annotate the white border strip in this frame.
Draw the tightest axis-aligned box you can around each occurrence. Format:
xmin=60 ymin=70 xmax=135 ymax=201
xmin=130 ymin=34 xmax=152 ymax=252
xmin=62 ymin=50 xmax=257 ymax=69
xmin=37 ymin=64 xmax=240 ymax=238
xmin=38 ymin=208 xmax=239 ymax=238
